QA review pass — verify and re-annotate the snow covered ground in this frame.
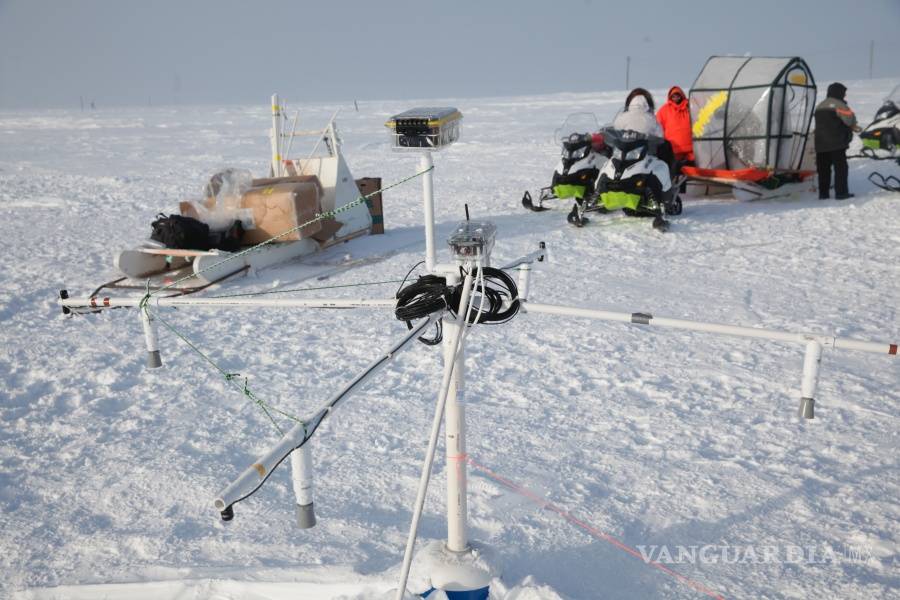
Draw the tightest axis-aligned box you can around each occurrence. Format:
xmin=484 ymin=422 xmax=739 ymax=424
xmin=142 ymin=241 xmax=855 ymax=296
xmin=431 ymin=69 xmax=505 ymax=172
xmin=1 ymin=79 xmax=898 ymax=600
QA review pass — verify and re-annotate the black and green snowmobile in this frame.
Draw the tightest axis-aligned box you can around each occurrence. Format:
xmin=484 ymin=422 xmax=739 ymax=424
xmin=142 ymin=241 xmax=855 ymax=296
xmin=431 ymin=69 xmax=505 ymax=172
xmin=522 ymin=113 xmax=607 ymax=213
xmin=857 ymin=84 xmax=900 ymax=192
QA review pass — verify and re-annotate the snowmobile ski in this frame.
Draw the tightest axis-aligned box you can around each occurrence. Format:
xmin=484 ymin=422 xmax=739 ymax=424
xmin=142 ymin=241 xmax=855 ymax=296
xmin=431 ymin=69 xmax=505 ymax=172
xmin=868 ymin=171 xmax=900 ymax=193
xmin=522 ymin=188 xmax=554 ymax=212
xmin=848 ymin=147 xmax=900 ymax=162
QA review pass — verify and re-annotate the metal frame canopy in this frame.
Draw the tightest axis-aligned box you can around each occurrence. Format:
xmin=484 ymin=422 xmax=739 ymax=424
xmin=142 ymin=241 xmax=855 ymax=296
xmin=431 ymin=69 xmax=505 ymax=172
xmin=689 ymin=56 xmax=817 ymax=172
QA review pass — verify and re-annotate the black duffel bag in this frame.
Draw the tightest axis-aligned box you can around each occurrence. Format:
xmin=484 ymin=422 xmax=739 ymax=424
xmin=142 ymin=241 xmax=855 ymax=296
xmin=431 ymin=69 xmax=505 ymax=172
xmin=150 ymin=213 xmax=212 ymax=250
xmin=150 ymin=213 xmax=245 ymax=251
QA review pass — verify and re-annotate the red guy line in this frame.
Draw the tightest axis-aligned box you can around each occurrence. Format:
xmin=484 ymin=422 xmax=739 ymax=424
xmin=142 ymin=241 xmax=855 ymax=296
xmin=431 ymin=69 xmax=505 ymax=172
xmin=466 ymin=456 xmax=725 ymax=600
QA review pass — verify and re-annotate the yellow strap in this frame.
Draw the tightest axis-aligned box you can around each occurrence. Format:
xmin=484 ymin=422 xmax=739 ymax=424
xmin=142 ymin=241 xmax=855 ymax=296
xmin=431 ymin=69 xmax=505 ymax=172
xmin=692 ymin=91 xmax=729 ymax=138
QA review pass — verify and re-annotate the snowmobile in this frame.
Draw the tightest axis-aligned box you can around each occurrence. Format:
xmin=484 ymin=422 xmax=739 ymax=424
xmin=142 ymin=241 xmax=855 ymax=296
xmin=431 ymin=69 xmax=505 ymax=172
xmin=859 ymin=84 xmax=900 ymax=158
xmin=522 ymin=114 xmax=681 ymax=230
xmin=522 ymin=113 xmax=606 ymax=213
xmin=567 ymin=127 xmax=683 ymax=231
xmin=855 ymin=84 xmax=900 ymax=192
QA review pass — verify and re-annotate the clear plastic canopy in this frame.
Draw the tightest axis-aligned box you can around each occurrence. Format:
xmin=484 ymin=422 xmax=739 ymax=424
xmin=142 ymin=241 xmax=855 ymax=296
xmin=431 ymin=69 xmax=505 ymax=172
xmin=689 ymin=56 xmax=817 ymax=172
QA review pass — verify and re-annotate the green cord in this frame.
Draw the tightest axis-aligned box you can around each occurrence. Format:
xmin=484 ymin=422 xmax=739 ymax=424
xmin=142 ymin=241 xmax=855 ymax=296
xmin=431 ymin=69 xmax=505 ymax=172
xmin=206 ymin=278 xmax=405 ymax=299
xmin=150 ymin=307 xmax=306 ymax=436
xmin=136 ymin=167 xmax=432 ymax=434
xmin=150 ymin=166 xmax=433 ymax=297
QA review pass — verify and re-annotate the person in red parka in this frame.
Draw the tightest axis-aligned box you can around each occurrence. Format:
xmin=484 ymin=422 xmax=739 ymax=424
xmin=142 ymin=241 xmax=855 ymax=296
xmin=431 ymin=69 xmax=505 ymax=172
xmin=656 ymin=86 xmax=694 ymax=163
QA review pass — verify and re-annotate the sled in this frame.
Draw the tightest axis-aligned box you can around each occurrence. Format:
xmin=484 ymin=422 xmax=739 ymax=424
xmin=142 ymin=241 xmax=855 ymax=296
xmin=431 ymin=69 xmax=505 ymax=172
xmin=687 ymin=56 xmax=818 ymax=203
xmin=682 ymin=166 xmax=814 ymax=202
xmin=113 ymin=94 xmax=375 ymax=288
xmin=115 ymin=225 xmax=370 ymax=288
xmin=73 ymin=225 xmax=423 ymax=313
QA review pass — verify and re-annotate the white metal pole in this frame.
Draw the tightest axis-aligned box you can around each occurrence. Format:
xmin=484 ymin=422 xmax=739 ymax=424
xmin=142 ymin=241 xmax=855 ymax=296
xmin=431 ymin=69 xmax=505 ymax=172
xmin=799 ymin=340 xmax=823 ymax=419
xmin=214 ymin=314 xmax=441 ymax=514
xmin=420 ymin=152 xmax=436 ymax=272
xmin=61 ymin=296 xmax=898 ymax=357
xmin=444 ymin=280 xmax=468 ymax=553
xmin=61 ymin=296 xmax=396 ymax=310
xmin=395 ymin=272 xmax=474 ymax=600
xmin=327 ymin=121 xmax=339 ymax=156
xmin=271 ymin=93 xmax=283 ymax=177
xmin=515 ymin=264 xmax=532 ymax=302
xmin=498 ymin=244 xmax=546 ymax=271
xmin=520 ymin=301 xmax=899 ymax=356
xmin=291 ymin=444 xmax=316 ymax=528
xmin=284 ymin=109 xmax=300 ymax=164
xmin=139 ymin=307 xmax=162 ymax=368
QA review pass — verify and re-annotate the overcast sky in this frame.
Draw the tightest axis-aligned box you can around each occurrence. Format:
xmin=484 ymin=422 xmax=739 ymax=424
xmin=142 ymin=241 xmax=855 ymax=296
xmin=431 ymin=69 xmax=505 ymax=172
xmin=1 ymin=0 xmax=898 ymax=109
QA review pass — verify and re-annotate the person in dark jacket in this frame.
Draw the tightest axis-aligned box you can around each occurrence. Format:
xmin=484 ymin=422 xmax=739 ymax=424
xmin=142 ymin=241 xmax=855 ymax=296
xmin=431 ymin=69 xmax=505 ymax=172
xmin=814 ymin=82 xmax=860 ymax=200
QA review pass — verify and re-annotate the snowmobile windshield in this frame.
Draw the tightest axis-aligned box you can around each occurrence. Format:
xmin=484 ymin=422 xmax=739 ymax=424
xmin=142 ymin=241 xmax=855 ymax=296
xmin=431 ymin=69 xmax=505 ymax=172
xmin=887 ymin=84 xmax=900 ymax=105
xmin=874 ymin=84 xmax=900 ymax=122
xmin=874 ymin=100 xmax=899 ymax=122
xmin=604 ymin=128 xmax=649 ymax=145
xmin=555 ymin=113 xmax=600 ymax=143
xmin=603 ymin=128 xmax=651 ymax=167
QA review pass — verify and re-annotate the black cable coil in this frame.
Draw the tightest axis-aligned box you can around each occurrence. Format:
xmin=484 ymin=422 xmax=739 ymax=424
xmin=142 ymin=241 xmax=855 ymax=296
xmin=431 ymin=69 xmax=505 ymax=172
xmin=394 ymin=274 xmax=452 ymax=345
xmin=394 ymin=266 xmax=520 ymax=345
xmin=449 ymin=267 xmax=520 ymax=325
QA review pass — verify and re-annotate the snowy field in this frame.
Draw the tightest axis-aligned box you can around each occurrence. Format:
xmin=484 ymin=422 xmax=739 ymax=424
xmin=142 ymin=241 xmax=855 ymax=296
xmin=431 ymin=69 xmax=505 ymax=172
xmin=1 ymin=79 xmax=898 ymax=599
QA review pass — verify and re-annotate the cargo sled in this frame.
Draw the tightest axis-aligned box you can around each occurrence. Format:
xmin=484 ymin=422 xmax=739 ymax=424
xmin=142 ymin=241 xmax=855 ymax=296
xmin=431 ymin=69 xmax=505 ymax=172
xmin=683 ymin=56 xmax=818 ymax=201
xmin=110 ymin=95 xmax=377 ymax=293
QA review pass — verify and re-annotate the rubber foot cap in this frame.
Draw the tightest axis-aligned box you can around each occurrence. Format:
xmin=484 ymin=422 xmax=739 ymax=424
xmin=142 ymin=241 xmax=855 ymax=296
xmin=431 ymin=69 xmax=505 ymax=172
xmin=799 ymin=397 xmax=815 ymax=420
xmin=296 ymin=502 xmax=316 ymax=529
xmin=146 ymin=350 xmax=162 ymax=369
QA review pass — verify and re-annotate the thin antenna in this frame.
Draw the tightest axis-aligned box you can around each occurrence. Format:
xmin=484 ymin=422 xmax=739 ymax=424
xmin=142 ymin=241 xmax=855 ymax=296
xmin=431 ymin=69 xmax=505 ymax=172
xmin=625 ymin=56 xmax=631 ymax=90
xmin=869 ymin=40 xmax=875 ymax=79
xmin=464 ymin=203 xmax=470 ymax=221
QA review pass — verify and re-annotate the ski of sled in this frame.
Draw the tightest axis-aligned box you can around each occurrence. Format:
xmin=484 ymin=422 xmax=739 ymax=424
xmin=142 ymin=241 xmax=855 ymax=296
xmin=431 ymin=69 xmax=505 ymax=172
xmin=114 ymin=228 xmax=370 ymax=285
xmin=685 ymin=174 xmax=811 ymax=202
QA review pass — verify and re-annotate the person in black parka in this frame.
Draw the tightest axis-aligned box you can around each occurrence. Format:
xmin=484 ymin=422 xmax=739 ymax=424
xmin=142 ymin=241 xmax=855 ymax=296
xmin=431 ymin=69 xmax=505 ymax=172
xmin=814 ymin=82 xmax=861 ymax=200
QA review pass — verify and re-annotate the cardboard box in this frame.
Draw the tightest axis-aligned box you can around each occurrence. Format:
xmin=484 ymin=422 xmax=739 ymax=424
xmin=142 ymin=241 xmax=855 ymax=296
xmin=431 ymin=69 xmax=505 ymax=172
xmin=240 ymin=180 xmax=323 ymax=245
xmin=250 ymin=175 xmax=322 ymax=188
xmin=356 ymin=177 xmax=384 ymax=234
xmin=179 ymin=197 xmax=216 ymax=221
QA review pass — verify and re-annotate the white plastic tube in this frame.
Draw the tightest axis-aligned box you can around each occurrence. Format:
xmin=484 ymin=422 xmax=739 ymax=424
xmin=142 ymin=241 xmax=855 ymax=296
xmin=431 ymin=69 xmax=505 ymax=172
xmin=291 ymin=444 xmax=316 ymax=528
xmin=61 ymin=296 xmax=396 ymax=310
xmin=213 ymin=315 xmax=441 ymax=515
xmin=444 ymin=309 xmax=468 ymax=553
xmin=271 ymin=93 xmax=283 ymax=177
xmin=799 ymin=340 xmax=823 ymax=419
xmin=395 ymin=271 xmax=474 ymax=600
xmin=515 ymin=264 xmax=532 ymax=302
xmin=521 ymin=302 xmax=898 ymax=356
xmin=139 ymin=308 xmax=161 ymax=368
xmin=420 ymin=152 xmax=436 ymax=272
xmin=499 ymin=244 xmax=547 ymax=270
